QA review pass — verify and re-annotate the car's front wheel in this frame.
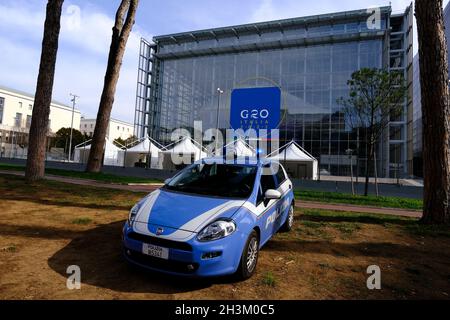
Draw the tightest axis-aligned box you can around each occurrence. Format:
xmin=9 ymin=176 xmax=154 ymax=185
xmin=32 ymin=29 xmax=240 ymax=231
xmin=236 ymin=230 xmax=259 ymax=279
xmin=280 ymin=204 xmax=294 ymax=232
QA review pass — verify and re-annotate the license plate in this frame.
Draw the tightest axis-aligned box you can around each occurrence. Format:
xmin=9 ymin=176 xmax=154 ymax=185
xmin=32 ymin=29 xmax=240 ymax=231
xmin=142 ymin=243 xmax=169 ymax=260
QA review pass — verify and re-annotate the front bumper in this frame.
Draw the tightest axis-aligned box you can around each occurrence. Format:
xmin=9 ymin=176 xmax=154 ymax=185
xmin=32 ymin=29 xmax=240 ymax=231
xmin=122 ymin=222 xmax=247 ymax=277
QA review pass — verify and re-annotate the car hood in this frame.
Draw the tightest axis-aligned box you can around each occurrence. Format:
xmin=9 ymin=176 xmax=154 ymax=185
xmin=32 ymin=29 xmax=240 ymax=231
xmin=133 ymin=189 xmax=245 ymax=233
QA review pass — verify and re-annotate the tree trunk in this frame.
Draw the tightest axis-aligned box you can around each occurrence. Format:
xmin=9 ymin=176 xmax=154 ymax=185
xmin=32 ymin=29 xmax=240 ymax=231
xmin=374 ymin=150 xmax=379 ymax=196
xmin=25 ymin=0 xmax=64 ymax=182
xmin=86 ymin=0 xmax=139 ymax=172
xmin=416 ymin=0 xmax=450 ymax=224
xmin=364 ymin=142 xmax=373 ymax=197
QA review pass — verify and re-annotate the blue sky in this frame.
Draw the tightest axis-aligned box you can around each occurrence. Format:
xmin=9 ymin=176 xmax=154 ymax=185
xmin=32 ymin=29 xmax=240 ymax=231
xmin=0 ymin=0 xmax=446 ymax=124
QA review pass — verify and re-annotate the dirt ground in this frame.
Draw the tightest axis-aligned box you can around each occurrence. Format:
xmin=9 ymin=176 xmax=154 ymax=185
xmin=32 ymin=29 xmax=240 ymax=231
xmin=1 ymin=174 xmax=449 ymax=300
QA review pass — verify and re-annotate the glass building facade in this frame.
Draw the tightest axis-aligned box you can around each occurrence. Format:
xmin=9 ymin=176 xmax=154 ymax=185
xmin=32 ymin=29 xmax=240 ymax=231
xmin=412 ymin=1 xmax=450 ymax=178
xmin=135 ymin=5 xmax=413 ymax=178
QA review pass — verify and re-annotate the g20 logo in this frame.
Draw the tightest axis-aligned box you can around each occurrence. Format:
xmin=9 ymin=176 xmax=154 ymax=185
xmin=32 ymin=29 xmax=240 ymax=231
xmin=230 ymin=87 xmax=281 ymax=134
xmin=240 ymin=109 xmax=269 ymax=120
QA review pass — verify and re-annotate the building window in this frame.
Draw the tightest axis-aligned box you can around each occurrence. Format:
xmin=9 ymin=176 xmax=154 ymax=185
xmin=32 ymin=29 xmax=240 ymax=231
xmin=15 ymin=113 xmax=22 ymax=127
xmin=90 ymin=124 xmax=93 ymax=128
xmin=19 ymin=102 xmax=22 ymax=108
xmin=117 ymin=126 xmax=120 ymax=130
xmin=84 ymin=124 xmax=87 ymax=128
xmin=0 ymin=97 xmax=4 ymax=124
xmin=29 ymin=104 xmax=33 ymax=110
xmin=26 ymin=115 xmax=32 ymax=128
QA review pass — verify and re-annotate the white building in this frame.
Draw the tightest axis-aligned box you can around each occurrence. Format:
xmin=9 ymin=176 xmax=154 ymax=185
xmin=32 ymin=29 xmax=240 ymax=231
xmin=80 ymin=117 xmax=134 ymax=141
xmin=0 ymin=86 xmax=81 ymax=134
xmin=0 ymin=85 xmax=81 ymax=158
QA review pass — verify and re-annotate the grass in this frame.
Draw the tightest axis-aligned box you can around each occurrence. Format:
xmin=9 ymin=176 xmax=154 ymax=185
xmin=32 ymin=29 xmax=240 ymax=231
xmin=2 ymin=170 xmax=450 ymax=300
xmin=300 ymin=208 xmax=416 ymax=226
xmin=404 ymin=224 xmax=450 ymax=238
xmin=296 ymin=220 xmax=331 ymax=239
xmin=297 ymin=208 xmax=450 ymax=241
xmin=0 ymin=163 xmax=421 ymax=210
xmin=261 ymin=272 xmax=276 ymax=287
xmin=1 ymin=245 xmax=16 ymax=253
xmin=0 ymin=163 xmax=162 ymax=184
xmin=330 ymin=222 xmax=361 ymax=235
xmin=295 ymin=189 xmax=422 ymax=210
xmin=0 ymin=174 xmax=145 ymax=210
xmin=71 ymin=218 xmax=93 ymax=225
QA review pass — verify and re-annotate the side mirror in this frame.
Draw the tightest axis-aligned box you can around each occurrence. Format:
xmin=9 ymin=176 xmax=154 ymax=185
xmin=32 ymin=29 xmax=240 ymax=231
xmin=265 ymin=189 xmax=281 ymax=200
xmin=164 ymin=178 xmax=172 ymax=185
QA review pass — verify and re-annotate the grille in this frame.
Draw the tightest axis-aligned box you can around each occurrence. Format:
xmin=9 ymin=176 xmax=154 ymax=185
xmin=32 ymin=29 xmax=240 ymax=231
xmin=127 ymin=231 xmax=193 ymax=252
xmin=126 ymin=249 xmax=199 ymax=274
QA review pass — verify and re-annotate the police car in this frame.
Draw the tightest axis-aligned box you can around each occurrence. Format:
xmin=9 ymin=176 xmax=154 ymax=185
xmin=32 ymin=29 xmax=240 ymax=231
xmin=122 ymin=158 xmax=295 ymax=279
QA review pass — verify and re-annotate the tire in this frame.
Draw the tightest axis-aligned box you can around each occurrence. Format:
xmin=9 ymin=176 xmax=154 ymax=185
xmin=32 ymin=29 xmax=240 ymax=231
xmin=280 ymin=204 xmax=294 ymax=232
xmin=236 ymin=230 xmax=259 ymax=280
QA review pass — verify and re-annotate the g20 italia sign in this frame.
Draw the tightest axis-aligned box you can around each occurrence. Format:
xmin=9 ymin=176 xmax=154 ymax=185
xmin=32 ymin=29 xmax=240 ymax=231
xmin=230 ymin=87 xmax=281 ymax=132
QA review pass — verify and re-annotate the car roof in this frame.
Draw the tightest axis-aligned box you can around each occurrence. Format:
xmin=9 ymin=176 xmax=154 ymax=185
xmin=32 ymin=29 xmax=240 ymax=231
xmin=195 ymin=157 xmax=275 ymax=166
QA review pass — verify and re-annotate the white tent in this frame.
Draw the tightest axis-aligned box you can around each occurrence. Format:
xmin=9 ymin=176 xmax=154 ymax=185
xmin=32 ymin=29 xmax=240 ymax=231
xmin=223 ymin=139 xmax=256 ymax=157
xmin=122 ymin=137 xmax=163 ymax=168
xmin=267 ymin=141 xmax=318 ymax=180
xmin=160 ymin=137 xmax=207 ymax=170
xmin=204 ymin=141 xmax=217 ymax=157
xmin=74 ymin=139 xmax=124 ymax=167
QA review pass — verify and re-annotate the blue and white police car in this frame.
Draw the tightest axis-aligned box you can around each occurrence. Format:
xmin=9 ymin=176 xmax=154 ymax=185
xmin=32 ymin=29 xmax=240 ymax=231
xmin=122 ymin=158 xmax=295 ymax=279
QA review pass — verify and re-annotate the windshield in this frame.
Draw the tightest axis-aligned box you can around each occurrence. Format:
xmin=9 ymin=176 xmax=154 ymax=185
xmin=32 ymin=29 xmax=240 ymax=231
xmin=164 ymin=163 xmax=257 ymax=198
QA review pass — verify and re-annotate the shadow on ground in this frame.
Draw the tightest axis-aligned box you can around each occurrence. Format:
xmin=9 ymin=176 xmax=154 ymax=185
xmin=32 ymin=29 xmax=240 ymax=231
xmin=47 ymin=221 xmax=238 ymax=294
xmin=42 ymin=218 xmax=450 ymax=297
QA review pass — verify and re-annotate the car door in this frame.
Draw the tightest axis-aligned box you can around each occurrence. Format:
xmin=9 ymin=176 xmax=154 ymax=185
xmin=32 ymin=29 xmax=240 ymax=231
xmin=273 ymin=162 xmax=292 ymax=230
xmin=257 ymin=165 xmax=281 ymax=244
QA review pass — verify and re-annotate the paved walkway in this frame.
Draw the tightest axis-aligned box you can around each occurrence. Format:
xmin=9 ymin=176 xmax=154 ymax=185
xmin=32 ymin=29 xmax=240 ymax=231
xmin=319 ymin=175 xmax=424 ymax=187
xmin=0 ymin=170 xmax=421 ymax=218
xmin=297 ymin=201 xmax=421 ymax=218
xmin=0 ymin=170 xmax=161 ymax=193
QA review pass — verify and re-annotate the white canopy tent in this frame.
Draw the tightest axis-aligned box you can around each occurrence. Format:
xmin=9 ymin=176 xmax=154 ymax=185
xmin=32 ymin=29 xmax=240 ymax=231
xmin=205 ymin=139 xmax=256 ymax=157
xmin=267 ymin=141 xmax=318 ymax=180
xmin=74 ymin=138 xmax=124 ymax=167
xmin=122 ymin=137 xmax=164 ymax=169
xmin=159 ymin=137 xmax=207 ymax=170
xmin=223 ymin=139 xmax=256 ymax=157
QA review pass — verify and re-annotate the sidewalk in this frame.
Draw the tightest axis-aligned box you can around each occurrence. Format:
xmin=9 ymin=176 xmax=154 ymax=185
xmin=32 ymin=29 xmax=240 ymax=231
xmin=0 ymin=170 xmax=161 ymax=193
xmin=297 ymin=201 xmax=421 ymax=218
xmin=318 ymin=175 xmax=423 ymax=187
xmin=0 ymin=170 xmax=421 ymax=218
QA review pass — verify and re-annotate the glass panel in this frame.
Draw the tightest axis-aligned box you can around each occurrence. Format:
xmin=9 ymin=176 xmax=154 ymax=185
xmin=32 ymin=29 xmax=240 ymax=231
xmin=147 ymin=37 xmax=384 ymax=176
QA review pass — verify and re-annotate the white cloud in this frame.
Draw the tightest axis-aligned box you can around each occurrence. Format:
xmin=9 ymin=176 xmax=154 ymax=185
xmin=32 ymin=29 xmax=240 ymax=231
xmin=0 ymin=2 xmax=44 ymax=35
xmin=0 ymin=1 xmax=151 ymax=124
xmin=0 ymin=36 xmax=41 ymax=91
xmin=249 ymin=0 xmax=420 ymax=54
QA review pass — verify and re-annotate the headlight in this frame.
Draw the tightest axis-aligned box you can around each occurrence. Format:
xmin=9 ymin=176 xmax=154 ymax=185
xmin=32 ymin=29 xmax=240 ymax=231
xmin=197 ymin=219 xmax=236 ymax=242
xmin=128 ymin=203 xmax=140 ymax=225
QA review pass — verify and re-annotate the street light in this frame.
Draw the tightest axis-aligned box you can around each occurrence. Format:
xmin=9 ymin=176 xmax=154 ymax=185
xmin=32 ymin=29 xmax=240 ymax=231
xmin=346 ymin=148 xmax=355 ymax=195
xmin=68 ymin=93 xmax=79 ymax=162
xmin=215 ymin=87 xmax=224 ymax=156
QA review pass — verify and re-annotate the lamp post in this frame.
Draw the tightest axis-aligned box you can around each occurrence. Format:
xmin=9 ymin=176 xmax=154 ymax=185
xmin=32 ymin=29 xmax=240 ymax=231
xmin=12 ymin=117 xmax=18 ymax=159
xmin=215 ymin=88 xmax=224 ymax=155
xmin=68 ymin=93 xmax=79 ymax=162
xmin=346 ymin=148 xmax=355 ymax=195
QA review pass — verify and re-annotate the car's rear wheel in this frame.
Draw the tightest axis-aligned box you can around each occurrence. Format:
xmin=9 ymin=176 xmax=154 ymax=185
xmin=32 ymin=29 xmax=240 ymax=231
xmin=236 ymin=230 xmax=259 ymax=279
xmin=280 ymin=204 xmax=294 ymax=232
